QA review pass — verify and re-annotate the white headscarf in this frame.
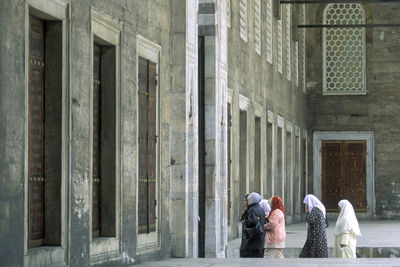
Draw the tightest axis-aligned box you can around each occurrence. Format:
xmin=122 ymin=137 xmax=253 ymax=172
xmin=303 ymin=194 xmax=326 ymax=218
xmin=259 ymin=199 xmax=271 ymax=216
xmin=334 ymin=200 xmax=362 ymax=237
xmin=247 ymin=192 xmax=262 ymax=205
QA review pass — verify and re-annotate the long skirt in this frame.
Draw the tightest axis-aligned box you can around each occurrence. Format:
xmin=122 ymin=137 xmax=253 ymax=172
xmin=264 ymin=248 xmax=284 ymax=258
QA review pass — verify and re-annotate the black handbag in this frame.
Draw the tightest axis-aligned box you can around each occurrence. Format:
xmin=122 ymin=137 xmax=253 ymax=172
xmin=244 ymin=217 xmax=263 ymax=239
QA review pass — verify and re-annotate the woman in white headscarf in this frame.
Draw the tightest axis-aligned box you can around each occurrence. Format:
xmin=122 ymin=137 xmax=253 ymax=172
xmin=259 ymin=199 xmax=271 ymax=252
xmin=299 ymin=194 xmax=328 ymax=258
xmin=334 ymin=200 xmax=362 ymax=258
xmin=259 ymin=199 xmax=271 ymax=217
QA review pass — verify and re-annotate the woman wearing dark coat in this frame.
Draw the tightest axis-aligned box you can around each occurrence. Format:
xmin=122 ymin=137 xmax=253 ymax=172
xmin=240 ymin=192 xmax=265 ymax=258
xmin=299 ymin=194 xmax=329 ymax=258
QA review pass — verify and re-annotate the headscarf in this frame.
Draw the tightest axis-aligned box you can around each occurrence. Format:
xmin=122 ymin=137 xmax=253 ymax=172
xmin=240 ymin=194 xmax=250 ymax=221
xmin=259 ymin=199 xmax=271 ymax=216
xmin=247 ymin=192 xmax=262 ymax=205
xmin=267 ymin=196 xmax=286 ymax=219
xmin=334 ymin=200 xmax=362 ymax=237
xmin=303 ymin=194 xmax=326 ymax=218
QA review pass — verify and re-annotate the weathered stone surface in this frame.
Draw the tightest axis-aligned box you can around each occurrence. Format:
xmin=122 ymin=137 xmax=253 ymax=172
xmin=227 ymin=0 xmax=308 ymax=241
xmin=307 ymin=3 xmax=400 ymax=218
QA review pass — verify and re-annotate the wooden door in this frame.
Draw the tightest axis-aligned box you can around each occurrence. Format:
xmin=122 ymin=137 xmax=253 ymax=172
xmin=92 ymin=43 xmax=101 ymax=237
xmin=343 ymin=141 xmax=367 ymax=211
xmin=322 ymin=140 xmax=366 ymax=212
xmin=138 ymin=57 xmax=157 ymax=234
xmin=28 ymin=15 xmax=45 ymax=248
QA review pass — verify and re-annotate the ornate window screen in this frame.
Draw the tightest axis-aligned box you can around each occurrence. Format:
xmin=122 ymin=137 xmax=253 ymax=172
xmin=240 ymin=0 xmax=248 ymax=42
xmin=255 ymin=0 xmax=261 ymax=55
xmin=277 ymin=13 xmax=283 ymax=73
xmin=227 ymin=0 xmax=231 ymax=28
xmin=295 ymin=41 xmax=299 ymax=87
xmin=301 ymin=5 xmax=306 ymax=93
xmin=285 ymin=5 xmax=291 ymax=81
xmin=323 ymin=3 xmax=366 ymax=95
xmin=266 ymin=0 xmax=273 ymax=63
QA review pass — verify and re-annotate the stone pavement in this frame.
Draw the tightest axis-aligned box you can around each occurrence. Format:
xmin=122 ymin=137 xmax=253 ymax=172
xmin=134 ymin=220 xmax=400 ymax=266
xmin=134 ymin=258 xmax=400 ymax=266
xmin=227 ymin=220 xmax=400 ymax=258
xmin=135 ymin=220 xmax=400 ymax=267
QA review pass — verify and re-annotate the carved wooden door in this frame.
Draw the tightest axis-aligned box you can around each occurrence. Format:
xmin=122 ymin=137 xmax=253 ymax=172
xmin=138 ymin=57 xmax=157 ymax=234
xmin=322 ymin=140 xmax=366 ymax=212
xmin=343 ymin=141 xmax=367 ymax=211
xmin=28 ymin=15 xmax=45 ymax=248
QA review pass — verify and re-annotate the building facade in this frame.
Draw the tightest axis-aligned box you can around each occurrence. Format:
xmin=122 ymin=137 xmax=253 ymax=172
xmin=0 ymin=0 xmax=399 ymax=266
xmin=306 ymin=2 xmax=400 ymax=219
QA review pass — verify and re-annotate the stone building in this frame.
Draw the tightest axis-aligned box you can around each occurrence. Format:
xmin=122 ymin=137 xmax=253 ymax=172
xmin=0 ymin=0 xmax=399 ymax=266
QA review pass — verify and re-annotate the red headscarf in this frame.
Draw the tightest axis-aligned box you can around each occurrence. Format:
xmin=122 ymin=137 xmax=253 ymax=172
xmin=267 ymin=196 xmax=286 ymax=219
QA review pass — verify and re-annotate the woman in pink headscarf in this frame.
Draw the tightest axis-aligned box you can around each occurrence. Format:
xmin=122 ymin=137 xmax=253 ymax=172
xmin=264 ymin=196 xmax=286 ymax=258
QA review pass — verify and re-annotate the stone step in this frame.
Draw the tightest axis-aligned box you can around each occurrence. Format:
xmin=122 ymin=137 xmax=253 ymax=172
xmin=284 ymin=247 xmax=400 ymax=258
xmin=229 ymin=246 xmax=400 ymax=258
xmin=228 ymin=220 xmax=400 ymax=258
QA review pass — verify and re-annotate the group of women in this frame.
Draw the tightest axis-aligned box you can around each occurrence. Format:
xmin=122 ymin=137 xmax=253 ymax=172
xmin=239 ymin=193 xmax=362 ymax=259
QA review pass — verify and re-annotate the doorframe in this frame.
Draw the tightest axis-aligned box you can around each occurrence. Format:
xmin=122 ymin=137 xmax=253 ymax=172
xmin=313 ymin=131 xmax=375 ymax=216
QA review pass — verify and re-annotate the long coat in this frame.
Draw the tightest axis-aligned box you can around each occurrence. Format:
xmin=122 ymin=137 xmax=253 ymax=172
xmin=335 ymin=231 xmax=357 ymax=258
xmin=240 ymin=203 xmax=265 ymax=258
xmin=299 ymin=207 xmax=328 ymax=258
xmin=265 ymin=209 xmax=286 ymax=248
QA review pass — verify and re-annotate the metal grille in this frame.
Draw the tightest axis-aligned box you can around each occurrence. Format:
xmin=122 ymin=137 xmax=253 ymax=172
xmin=323 ymin=3 xmax=366 ymax=94
xmin=138 ymin=57 xmax=157 ymax=234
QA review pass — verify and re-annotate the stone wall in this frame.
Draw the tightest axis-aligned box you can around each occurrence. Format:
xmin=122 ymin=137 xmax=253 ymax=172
xmin=0 ymin=0 xmax=173 ymax=265
xmin=227 ymin=0 xmax=308 ymax=240
xmin=306 ymin=3 xmax=400 ymax=219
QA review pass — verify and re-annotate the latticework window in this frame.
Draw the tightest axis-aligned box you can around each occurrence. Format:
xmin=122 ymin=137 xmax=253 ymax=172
xmin=301 ymin=5 xmax=306 ymax=93
xmin=240 ymin=0 xmax=248 ymax=42
xmin=277 ymin=14 xmax=282 ymax=73
xmin=227 ymin=0 xmax=231 ymax=28
xmin=285 ymin=5 xmax=291 ymax=81
xmin=323 ymin=3 xmax=366 ymax=95
xmin=295 ymin=41 xmax=299 ymax=87
xmin=255 ymin=0 xmax=261 ymax=55
xmin=266 ymin=0 xmax=273 ymax=63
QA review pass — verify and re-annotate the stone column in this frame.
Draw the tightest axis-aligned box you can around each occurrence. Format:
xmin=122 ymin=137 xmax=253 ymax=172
xmin=0 ymin=1 xmax=25 ymax=265
xmin=199 ymin=0 xmax=228 ymax=258
xmin=69 ymin=2 xmax=91 ymax=265
xmin=169 ymin=0 xmax=199 ymax=258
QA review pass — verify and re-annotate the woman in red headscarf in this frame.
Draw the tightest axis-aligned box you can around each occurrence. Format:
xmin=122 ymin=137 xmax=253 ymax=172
xmin=264 ymin=196 xmax=286 ymax=258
